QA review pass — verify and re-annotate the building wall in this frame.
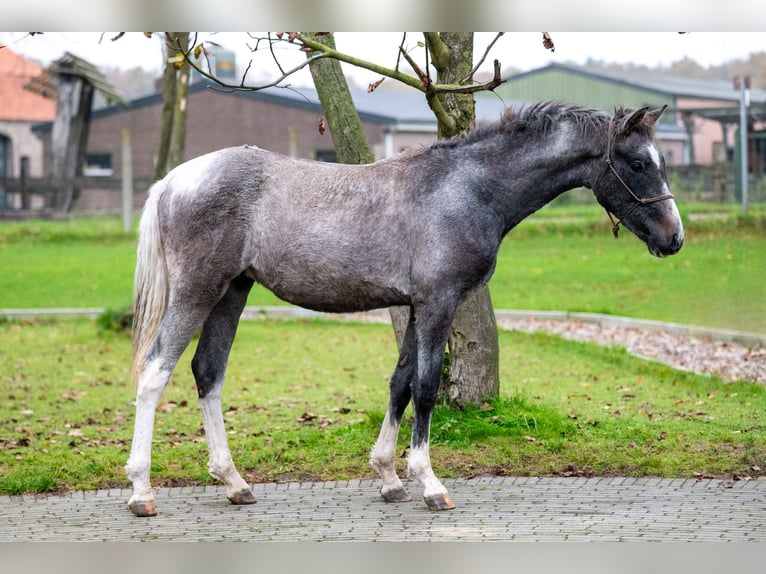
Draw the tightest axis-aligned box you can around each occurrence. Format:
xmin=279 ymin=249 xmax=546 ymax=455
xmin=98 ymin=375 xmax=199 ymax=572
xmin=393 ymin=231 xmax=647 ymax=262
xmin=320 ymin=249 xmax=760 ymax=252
xmin=0 ymin=120 xmax=46 ymax=178
xmin=675 ymin=97 xmax=730 ymax=165
xmin=76 ymin=88 xmax=391 ymax=182
xmin=382 ymin=130 xmax=439 ymax=158
xmin=38 ymin=86 xmax=398 ymax=212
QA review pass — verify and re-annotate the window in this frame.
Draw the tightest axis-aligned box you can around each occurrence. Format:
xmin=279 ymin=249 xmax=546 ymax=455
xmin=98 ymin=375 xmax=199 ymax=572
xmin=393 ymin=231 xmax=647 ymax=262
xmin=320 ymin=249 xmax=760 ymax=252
xmin=315 ymin=150 xmax=337 ymax=163
xmin=83 ymin=153 xmax=113 ymax=176
xmin=20 ymin=156 xmax=30 ymax=179
xmin=0 ymin=134 xmax=10 ymax=178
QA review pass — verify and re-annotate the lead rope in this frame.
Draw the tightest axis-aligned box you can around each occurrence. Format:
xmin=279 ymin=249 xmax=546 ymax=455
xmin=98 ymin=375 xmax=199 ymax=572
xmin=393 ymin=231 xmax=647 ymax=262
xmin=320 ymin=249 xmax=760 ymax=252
xmin=595 ymin=118 xmax=675 ymax=238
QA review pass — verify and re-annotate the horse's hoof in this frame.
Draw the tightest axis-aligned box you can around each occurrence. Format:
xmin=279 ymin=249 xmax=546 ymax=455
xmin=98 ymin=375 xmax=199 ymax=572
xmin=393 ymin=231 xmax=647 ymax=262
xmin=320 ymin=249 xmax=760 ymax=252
xmin=228 ymin=488 xmax=257 ymax=505
xmin=128 ymin=499 xmax=157 ymax=517
xmin=381 ymin=487 xmax=412 ymax=503
xmin=424 ymin=493 xmax=455 ymax=511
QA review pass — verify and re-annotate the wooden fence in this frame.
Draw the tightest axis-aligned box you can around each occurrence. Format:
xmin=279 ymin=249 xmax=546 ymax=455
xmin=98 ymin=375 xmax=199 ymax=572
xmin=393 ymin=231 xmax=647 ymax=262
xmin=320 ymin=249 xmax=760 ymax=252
xmin=0 ymin=176 xmax=153 ymax=218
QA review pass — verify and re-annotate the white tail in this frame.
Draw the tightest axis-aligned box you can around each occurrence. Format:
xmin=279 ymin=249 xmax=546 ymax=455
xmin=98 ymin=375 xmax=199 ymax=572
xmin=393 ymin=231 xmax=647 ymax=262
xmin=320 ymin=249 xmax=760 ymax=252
xmin=131 ymin=181 xmax=169 ymax=384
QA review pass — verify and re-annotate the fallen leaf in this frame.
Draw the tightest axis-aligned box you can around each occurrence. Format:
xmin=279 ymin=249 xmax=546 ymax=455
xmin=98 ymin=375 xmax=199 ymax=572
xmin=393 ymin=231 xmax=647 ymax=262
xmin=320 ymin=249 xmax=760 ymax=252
xmin=297 ymin=411 xmax=318 ymax=423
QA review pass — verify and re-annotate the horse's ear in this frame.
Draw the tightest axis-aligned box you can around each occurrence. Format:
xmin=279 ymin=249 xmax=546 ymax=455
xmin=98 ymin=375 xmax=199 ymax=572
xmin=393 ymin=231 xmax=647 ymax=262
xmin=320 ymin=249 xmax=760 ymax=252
xmin=644 ymin=104 xmax=668 ymax=126
xmin=622 ymin=106 xmax=650 ymax=134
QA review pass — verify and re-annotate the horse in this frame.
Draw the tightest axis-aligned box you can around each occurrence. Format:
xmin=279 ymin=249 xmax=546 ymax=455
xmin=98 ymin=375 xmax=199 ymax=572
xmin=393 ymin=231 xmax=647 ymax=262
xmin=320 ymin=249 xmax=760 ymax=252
xmin=125 ymin=101 xmax=683 ymax=517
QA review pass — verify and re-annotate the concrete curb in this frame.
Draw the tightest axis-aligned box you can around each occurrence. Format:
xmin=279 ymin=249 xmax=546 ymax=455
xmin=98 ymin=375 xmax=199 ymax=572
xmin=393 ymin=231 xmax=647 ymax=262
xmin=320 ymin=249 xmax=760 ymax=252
xmin=3 ymin=305 xmax=763 ymax=347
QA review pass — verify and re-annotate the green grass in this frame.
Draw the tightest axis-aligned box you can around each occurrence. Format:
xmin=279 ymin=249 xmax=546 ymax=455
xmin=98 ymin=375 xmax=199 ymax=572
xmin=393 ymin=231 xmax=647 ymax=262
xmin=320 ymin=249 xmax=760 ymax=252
xmin=490 ymin=222 xmax=765 ymax=332
xmin=0 ymin=217 xmax=137 ymax=309
xmin=1 ymin=208 xmax=763 ymax=332
xmin=2 ymin=317 xmax=765 ymax=494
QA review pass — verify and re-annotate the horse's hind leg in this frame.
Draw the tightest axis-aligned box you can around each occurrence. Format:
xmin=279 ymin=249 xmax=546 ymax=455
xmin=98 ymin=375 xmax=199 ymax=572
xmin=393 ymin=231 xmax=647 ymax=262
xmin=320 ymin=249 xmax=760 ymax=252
xmin=370 ymin=310 xmax=417 ymax=503
xmin=191 ymin=275 xmax=256 ymax=506
xmin=126 ymin=306 xmax=206 ymax=517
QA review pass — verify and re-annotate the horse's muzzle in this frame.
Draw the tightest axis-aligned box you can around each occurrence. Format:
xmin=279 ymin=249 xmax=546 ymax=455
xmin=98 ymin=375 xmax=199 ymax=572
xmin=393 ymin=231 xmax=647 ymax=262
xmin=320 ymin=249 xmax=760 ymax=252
xmin=649 ymin=232 xmax=684 ymax=258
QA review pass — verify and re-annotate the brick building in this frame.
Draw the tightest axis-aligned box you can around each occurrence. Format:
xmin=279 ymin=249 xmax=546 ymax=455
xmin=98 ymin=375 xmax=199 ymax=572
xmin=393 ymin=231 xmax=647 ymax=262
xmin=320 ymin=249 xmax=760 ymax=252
xmin=32 ymin=81 xmax=507 ymax=212
xmin=0 ymin=47 xmax=56 ymax=207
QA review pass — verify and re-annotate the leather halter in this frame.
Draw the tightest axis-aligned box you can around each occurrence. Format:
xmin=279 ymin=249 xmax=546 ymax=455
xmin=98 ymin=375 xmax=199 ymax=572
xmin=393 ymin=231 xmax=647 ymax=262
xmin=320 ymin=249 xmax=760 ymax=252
xmin=594 ymin=117 xmax=675 ymax=238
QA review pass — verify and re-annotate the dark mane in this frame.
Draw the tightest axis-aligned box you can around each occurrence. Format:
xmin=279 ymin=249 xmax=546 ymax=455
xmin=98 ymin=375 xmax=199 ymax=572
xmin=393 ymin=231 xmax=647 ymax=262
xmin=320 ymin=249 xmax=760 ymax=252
xmin=503 ymin=101 xmax=611 ymax=137
xmin=430 ymin=101 xmax=612 ymax=150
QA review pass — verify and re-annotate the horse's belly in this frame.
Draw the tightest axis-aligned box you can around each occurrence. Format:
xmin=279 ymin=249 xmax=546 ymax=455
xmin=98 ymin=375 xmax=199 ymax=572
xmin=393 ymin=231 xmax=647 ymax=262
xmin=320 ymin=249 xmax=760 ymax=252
xmin=252 ymin=260 xmax=410 ymax=314
xmin=269 ymin=279 xmax=409 ymax=313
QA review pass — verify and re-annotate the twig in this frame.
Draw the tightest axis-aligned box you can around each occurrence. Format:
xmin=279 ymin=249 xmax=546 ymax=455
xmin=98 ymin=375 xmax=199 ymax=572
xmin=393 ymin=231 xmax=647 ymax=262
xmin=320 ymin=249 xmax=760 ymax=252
xmin=460 ymin=32 xmax=504 ymax=84
xmin=399 ymin=46 xmax=431 ymax=89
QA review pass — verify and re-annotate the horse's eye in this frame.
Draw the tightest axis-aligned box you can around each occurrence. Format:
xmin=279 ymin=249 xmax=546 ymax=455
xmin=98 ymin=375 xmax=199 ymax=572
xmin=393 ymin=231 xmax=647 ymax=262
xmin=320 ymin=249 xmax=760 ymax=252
xmin=630 ymin=160 xmax=645 ymax=173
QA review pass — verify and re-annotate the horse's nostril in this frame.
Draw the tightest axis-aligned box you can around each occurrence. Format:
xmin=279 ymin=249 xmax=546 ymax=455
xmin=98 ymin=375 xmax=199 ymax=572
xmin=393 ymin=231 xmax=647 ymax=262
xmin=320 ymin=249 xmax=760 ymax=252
xmin=671 ymin=233 xmax=683 ymax=252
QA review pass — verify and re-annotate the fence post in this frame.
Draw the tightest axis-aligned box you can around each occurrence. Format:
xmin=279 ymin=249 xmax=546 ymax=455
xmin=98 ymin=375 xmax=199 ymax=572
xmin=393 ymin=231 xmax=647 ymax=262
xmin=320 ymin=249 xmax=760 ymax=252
xmin=121 ymin=128 xmax=133 ymax=232
xmin=734 ymin=75 xmax=750 ymax=215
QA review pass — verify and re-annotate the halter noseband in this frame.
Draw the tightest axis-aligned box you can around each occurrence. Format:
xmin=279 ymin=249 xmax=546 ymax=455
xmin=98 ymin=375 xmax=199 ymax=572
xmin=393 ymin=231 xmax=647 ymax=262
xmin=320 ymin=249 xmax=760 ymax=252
xmin=594 ymin=117 xmax=675 ymax=238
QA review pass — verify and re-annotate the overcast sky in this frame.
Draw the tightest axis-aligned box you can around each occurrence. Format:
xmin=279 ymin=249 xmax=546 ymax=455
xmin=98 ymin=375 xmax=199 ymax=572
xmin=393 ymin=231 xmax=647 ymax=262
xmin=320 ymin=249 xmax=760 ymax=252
xmin=2 ymin=32 xmax=764 ymax=88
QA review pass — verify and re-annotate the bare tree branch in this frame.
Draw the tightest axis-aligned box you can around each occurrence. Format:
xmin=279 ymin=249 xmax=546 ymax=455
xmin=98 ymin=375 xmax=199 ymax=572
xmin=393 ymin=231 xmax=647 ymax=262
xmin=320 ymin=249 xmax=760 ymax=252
xmin=462 ymin=32 xmax=504 ymax=84
xmin=174 ymin=32 xmax=505 ymax=96
xmin=177 ymin=36 xmax=328 ymax=91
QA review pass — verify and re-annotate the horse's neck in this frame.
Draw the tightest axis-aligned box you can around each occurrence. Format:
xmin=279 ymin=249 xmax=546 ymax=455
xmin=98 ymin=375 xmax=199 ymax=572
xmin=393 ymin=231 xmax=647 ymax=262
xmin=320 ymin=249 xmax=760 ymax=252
xmin=467 ymin=125 xmax=604 ymax=232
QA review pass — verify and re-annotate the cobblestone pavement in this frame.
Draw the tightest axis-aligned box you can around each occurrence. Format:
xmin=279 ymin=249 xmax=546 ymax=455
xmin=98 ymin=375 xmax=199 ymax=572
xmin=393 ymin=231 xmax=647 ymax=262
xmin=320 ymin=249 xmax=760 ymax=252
xmin=2 ymin=476 xmax=765 ymax=541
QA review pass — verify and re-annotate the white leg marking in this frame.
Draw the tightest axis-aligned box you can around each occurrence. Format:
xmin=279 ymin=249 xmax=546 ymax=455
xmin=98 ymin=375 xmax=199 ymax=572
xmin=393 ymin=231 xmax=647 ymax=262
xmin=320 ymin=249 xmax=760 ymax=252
xmin=370 ymin=412 xmax=406 ymax=497
xmin=407 ymin=444 xmax=449 ymax=500
xmin=199 ymin=391 xmax=251 ymax=500
xmin=125 ymin=359 xmax=170 ymax=505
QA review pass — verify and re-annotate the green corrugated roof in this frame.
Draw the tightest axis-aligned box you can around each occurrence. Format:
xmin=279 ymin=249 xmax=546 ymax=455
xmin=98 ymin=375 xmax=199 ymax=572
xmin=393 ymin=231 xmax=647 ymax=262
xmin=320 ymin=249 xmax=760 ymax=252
xmin=504 ymin=63 xmax=766 ymax=104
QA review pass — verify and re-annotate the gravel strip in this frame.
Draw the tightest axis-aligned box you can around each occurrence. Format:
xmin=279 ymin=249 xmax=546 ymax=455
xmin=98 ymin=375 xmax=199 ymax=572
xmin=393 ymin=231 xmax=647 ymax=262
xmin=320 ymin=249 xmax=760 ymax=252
xmin=497 ymin=317 xmax=766 ymax=384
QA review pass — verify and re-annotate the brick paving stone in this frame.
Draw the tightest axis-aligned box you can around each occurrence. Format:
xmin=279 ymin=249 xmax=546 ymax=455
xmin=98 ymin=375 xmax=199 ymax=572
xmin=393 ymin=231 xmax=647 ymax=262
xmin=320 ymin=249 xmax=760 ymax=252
xmin=2 ymin=477 xmax=765 ymax=541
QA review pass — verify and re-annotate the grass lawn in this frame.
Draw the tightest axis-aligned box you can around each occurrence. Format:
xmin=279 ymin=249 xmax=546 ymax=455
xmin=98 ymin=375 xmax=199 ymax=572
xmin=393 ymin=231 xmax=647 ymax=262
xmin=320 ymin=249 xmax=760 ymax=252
xmin=1 ymin=317 xmax=765 ymax=494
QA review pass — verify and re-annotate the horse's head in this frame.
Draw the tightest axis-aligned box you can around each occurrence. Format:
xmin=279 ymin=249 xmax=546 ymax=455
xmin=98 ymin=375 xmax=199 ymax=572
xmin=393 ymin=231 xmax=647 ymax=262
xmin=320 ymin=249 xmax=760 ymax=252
xmin=592 ymin=105 xmax=684 ymax=258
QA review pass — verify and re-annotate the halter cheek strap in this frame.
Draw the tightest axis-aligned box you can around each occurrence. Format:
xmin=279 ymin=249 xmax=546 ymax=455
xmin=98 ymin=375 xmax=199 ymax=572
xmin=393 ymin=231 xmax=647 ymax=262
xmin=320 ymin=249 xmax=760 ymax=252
xmin=594 ymin=118 xmax=675 ymax=238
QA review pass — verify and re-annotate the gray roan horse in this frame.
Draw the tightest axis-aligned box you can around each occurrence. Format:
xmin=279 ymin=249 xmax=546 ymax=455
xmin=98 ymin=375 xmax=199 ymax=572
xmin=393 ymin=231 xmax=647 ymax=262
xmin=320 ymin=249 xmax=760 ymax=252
xmin=126 ymin=101 xmax=683 ymax=516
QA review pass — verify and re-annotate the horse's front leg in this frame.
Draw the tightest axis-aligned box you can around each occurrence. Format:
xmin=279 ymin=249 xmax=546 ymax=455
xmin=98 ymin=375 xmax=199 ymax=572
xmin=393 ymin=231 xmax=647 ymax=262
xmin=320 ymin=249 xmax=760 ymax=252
xmin=408 ymin=308 xmax=455 ymax=511
xmin=370 ymin=312 xmax=417 ymax=503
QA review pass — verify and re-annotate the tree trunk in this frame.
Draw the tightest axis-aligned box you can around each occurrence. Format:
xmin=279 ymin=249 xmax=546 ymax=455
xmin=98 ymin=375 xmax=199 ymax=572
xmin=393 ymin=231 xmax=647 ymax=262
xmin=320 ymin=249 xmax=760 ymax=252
xmin=306 ymin=33 xmax=375 ymax=165
xmin=168 ymin=32 xmax=190 ymax=169
xmin=424 ymin=32 xmax=500 ymax=408
xmin=153 ymin=48 xmax=176 ymax=181
xmin=153 ymin=32 xmax=189 ymax=180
